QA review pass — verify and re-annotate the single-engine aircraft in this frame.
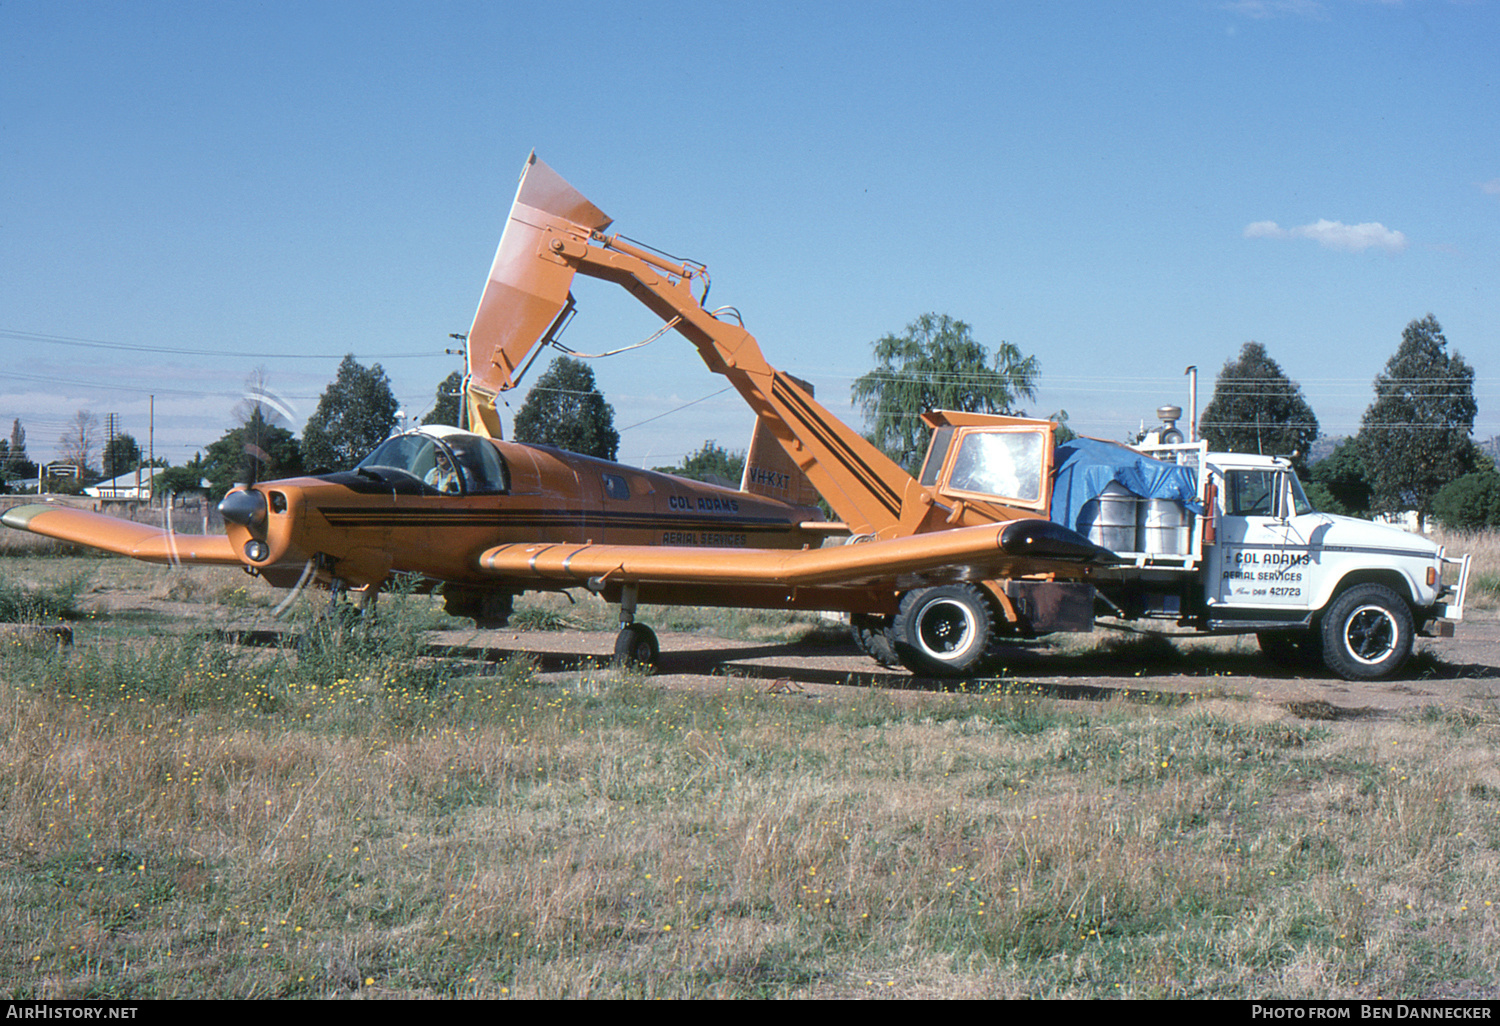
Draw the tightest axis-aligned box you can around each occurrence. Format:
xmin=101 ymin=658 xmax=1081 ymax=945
xmin=2 ymin=154 xmax=1116 ymax=676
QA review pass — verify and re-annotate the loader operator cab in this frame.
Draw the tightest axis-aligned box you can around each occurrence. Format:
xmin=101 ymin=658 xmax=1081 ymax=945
xmin=919 ymin=417 xmax=1052 ymax=512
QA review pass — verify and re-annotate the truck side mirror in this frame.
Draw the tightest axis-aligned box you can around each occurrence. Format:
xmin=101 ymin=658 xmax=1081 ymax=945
xmin=1274 ymin=473 xmax=1293 ymax=521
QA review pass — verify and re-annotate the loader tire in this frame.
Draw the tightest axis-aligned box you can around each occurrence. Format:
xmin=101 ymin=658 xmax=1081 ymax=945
xmin=1320 ymin=584 xmax=1413 ymax=682
xmin=850 ymin=613 xmax=900 ymax=668
xmin=892 ymin=584 xmax=998 ymax=678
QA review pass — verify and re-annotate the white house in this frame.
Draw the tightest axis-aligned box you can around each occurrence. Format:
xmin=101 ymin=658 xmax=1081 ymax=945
xmin=84 ymin=467 xmax=165 ymax=502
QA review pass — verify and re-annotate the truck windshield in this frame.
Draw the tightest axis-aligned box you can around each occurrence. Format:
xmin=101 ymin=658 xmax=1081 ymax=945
xmin=1289 ymin=473 xmax=1314 ymax=516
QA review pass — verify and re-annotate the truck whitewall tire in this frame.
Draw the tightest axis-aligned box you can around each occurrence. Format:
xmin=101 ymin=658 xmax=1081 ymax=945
xmin=1320 ymin=584 xmax=1414 ymax=681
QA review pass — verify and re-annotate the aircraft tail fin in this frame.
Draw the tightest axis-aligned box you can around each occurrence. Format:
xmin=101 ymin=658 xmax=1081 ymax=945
xmin=740 ymin=374 xmax=823 ymax=510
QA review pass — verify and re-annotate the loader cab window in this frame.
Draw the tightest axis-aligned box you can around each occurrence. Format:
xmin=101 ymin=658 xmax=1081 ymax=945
xmin=919 ymin=427 xmax=955 ymax=487
xmin=941 ymin=427 xmax=1047 ymax=507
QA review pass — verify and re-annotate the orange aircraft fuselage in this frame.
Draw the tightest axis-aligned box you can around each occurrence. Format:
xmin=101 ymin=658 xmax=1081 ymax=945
xmin=221 ymin=426 xmax=841 ymax=615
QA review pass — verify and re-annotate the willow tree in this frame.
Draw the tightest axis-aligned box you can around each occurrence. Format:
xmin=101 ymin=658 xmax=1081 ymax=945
xmin=851 ymin=313 xmax=1038 ymax=472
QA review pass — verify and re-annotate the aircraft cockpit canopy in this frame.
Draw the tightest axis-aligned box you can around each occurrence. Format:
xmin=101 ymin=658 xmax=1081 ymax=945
xmin=357 ymin=430 xmax=509 ymax=495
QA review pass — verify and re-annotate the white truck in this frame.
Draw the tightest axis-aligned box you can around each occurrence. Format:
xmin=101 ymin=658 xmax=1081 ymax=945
xmin=1054 ymin=420 xmax=1473 ymax=682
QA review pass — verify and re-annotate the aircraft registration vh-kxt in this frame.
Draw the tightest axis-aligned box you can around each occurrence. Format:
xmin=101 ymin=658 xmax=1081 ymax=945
xmin=2 ymin=154 xmax=1116 ymax=676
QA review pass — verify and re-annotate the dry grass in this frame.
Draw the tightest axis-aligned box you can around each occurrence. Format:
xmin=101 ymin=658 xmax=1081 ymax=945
xmin=1431 ymin=526 xmax=1500 ymax=610
xmin=3 ymin=554 xmax=1500 ymax=998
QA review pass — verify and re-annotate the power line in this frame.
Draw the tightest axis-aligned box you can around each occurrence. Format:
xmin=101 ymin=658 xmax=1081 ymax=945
xmin=0 ymin=327 xmax=442 ymax=361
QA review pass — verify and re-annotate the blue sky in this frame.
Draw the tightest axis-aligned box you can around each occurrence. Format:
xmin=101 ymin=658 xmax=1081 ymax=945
xmin=2 ymin=0 xmax=1496 ymax=472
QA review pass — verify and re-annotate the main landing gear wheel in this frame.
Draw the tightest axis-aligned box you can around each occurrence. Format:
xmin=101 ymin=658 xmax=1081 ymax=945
xmin=613 ymin=623 xmax=659 ymax=670
xmin=1320 ymin=584 xmax=1414 ymax=681
xmin=892 ymin=584 xmax=998 ymax=678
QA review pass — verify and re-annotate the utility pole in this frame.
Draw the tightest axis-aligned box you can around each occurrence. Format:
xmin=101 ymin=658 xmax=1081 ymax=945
xmin=447 ymin=333 xmax=469 ymax=431
xmin=104 ymin=412 xmax=119 ymax=480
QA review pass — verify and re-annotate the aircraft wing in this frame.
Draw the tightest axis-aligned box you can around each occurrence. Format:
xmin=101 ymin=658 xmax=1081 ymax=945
xmin=1 ymin=504 xmax=242 ymax=566
xmin=476 ymin=519 xmax=1115 ymax=590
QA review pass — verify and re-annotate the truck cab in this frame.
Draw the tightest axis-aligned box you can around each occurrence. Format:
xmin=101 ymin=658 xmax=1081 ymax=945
xmin=1152 ymin=446 xmax=1469 ymax=679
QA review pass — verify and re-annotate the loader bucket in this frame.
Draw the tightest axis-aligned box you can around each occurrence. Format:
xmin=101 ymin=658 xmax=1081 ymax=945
xmin=465 ymin=154 xmax=613 ymax=431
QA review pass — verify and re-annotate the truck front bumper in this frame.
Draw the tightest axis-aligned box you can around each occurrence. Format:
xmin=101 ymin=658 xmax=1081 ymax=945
xmin=1434 ymin=551 xmax=1473 ymax=624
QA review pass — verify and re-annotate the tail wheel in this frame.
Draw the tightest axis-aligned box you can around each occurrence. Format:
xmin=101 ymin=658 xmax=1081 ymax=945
xmin=850 ymin=613 xmax=900 ymax=668
xmin=613 ymin=623 xmax=659 ymax=670
xmin=1320 ymin=584 xmax=1413 ymax=681
xmin=892 ymin=584 xmax=997 ymax=678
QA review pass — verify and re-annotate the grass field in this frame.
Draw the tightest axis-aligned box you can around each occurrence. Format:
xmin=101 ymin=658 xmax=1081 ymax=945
xmin=1 ymin=539 xmax=1499 ymax=998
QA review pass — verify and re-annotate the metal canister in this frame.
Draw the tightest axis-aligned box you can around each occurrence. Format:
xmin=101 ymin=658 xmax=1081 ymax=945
xmin=1083 ymin=483 xmax=1138 ymax=552
xmin=1139 ymin=498 xmax=1189 ymax=555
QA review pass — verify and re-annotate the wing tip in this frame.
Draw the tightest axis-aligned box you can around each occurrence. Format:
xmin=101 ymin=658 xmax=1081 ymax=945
xmin=1 ymin=503 xmax=55 ymax=532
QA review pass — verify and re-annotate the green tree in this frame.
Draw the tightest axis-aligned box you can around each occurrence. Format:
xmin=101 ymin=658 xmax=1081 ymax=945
xmin=1432 ymin=470 xmax=1500 ymax=531
xmin=654 ymin=440 xmax=745 ymax=487
xmin=422 ymin=370 xmax=464 ymax=428
xmin=851 ymin=313 xmax=1039 ymax=471
xmin=1050 ymin=410 xmax=1077 ymax=446
xmin=301 ymin=354 xmax=400 ymax=472
xmin=1199 ymin=342 xmax=1319 ymax=473
xmin=102 ymin=433 xmax=142 ymax=480
xmin=203 ymin=407 xmax=305 ymax=498
xmin=512 ymin=357 xmax=619 ymax=460
xmin=1358 ymin=315 xmax=1478 ymax=526
xmin=1305 ymin=437 xmax=1372 ymax=518
xmin=1 ymin=419 xmax=33 ymax=482
xmin=157 ymin=453 xmax=210 ymax=499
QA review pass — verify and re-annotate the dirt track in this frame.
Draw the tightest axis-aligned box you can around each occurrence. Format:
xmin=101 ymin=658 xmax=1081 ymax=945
xmin=441 ymin=611 xmax=1500 ymax=721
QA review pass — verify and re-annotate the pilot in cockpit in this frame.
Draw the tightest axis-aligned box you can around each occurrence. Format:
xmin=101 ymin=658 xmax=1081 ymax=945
xmin=423 ymin=447 xmax=464 ymax=494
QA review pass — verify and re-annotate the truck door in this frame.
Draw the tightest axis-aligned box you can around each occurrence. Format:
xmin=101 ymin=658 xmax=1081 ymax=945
xmin=1209 ymin=468 xmax=1314 ymax=611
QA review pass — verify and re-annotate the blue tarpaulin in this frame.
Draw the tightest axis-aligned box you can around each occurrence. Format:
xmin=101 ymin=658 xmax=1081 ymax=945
xmin=1050 ymin=439 xmax=1200 ymax=536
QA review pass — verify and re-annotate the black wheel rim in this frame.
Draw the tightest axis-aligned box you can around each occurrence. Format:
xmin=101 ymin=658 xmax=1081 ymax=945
xmin=1344 ymin=605 xmax=1398 ymax=664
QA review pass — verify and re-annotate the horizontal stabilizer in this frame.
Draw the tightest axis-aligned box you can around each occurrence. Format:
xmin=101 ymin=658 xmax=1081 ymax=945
xmin=1 ymin=504 xmax=242 ymax=566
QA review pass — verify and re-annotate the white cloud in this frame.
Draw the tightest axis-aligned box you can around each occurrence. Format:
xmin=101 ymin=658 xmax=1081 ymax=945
xmin=1221 ymin=0 xmax=1329 ymax=19
xmin=1242 ymin=218 xmax=1408 ymax=253
xmin=1481 ymin=178 xmax=1500 ymax=197
xmin=1243 ymin=220 xmax=1286 ymax=240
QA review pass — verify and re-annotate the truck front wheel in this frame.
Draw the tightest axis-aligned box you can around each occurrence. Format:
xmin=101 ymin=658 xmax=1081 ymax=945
xmin=892 ymin=584 xmax=997 ymax=678
xmin=1320 ymin=584 xmax=1414 ymax=681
